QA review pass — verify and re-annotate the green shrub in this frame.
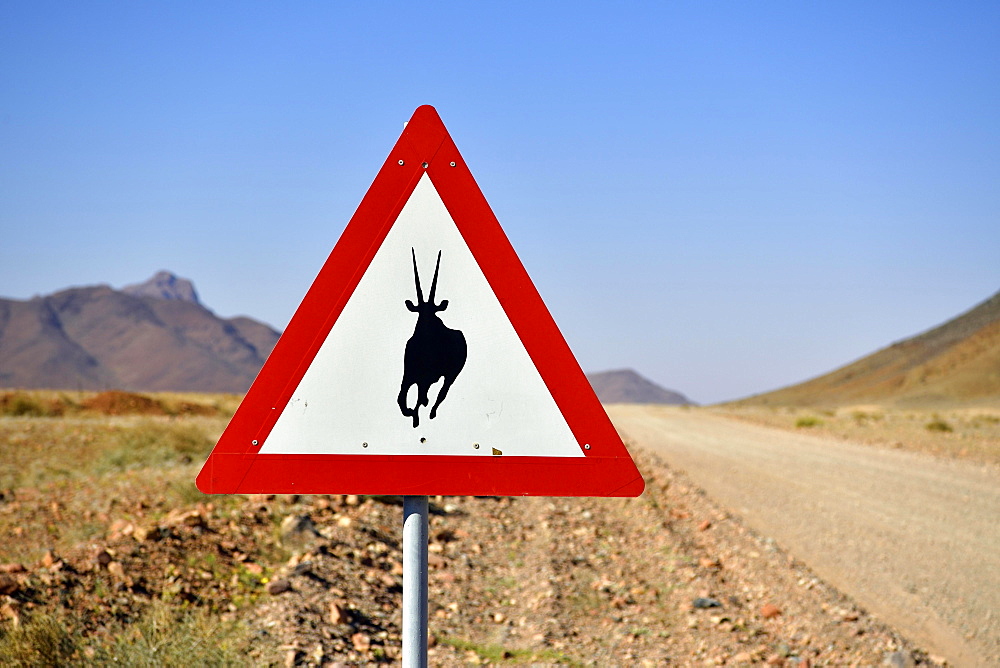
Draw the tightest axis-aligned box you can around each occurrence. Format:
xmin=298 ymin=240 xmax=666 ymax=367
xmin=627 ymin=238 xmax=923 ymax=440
xmin=795 ymin=416 xmax=822 ymax=428
xmin=925 ymin=418 xmax=953 ymax=433
xmin=435 ymin=635 xmax=576 ymax=665
xmin=0 ymin=613 xmax=77 ymax=666
xmin=95 ymin=601 xmax=250 ymax=665
xmin=1 ymin=393 xmax=46 ymax=417
xmin=0 ymin=603 xmax=256 ymax=667
xmin=0 ymin=392 xmax=72 ymax=417
xmin=96 ymin=421 xmax=213 ymax=474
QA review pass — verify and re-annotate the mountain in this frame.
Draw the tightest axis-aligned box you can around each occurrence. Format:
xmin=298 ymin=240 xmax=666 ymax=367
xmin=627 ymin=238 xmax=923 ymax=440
xmin=586 ymin=369 xmax=695 ymax=405
xmin=0 ymin=273 xmax=280 ymax=393
xmin=122 ymin=270 xmax=200 ymax=303
xmin=735 ymin=290 xmax=1000 ymax=408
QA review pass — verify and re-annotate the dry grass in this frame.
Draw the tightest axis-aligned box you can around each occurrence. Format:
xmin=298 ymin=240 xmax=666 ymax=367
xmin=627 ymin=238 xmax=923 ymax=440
xmin=0 ymin=412 xmax=231 ymax=563
xmin=0 ymin=391 xmax=948 ymax=665
xmin=0 ymin=415 xmax=225 ymax=490
xmin=0 ymin=391 xmax=269 ymax=664
xmin=0 ymin=600 xmax=255 ymax=666
xmin=0 ymin=389 xmax=240 ymax=419
xmin=712 ymin=404 xmax=1000 ymax=466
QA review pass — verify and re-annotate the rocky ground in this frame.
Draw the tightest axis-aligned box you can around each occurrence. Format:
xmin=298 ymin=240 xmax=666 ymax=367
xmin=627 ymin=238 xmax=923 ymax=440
xmin=251 ymin=449 xmax=941 ymax=666
xmin=0 ymin=392 xmax=946 ymax=665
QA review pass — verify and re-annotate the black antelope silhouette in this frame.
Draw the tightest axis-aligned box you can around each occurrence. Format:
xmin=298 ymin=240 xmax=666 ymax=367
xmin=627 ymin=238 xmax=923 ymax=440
xmin=397 ymin=248 xmax=467 ymax=428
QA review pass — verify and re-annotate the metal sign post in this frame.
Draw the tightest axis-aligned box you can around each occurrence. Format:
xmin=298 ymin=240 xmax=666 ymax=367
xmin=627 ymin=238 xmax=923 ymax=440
xmin=402 ymin=495 xmax=429 ymax=667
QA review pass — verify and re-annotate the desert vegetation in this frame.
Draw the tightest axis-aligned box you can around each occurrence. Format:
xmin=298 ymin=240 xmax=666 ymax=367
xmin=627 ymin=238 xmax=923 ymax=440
xmin=712 ymin=404 xmax=1000 ymax=465
xmin=0 ymin=391 xmax=935 ymax=665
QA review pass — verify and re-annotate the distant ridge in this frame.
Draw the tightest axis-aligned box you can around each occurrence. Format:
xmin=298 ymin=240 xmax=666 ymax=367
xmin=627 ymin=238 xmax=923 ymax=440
xmin=735 ymin=290 xmax=1000 ymax=408
xmin=586 ymin=369 xmax=695 ymax=405
xmin=0 ymin=273 xmax=279 ymax=393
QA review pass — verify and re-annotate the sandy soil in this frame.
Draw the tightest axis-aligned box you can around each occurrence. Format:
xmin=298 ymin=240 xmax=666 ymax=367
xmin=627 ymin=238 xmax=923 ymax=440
xmin=0 ymin=408 xmax=937 ymax=666
xmin=608 ymin=404 xmax=1000 ymax=667
xmin=1 ymin=395 xmax=983 ymax=665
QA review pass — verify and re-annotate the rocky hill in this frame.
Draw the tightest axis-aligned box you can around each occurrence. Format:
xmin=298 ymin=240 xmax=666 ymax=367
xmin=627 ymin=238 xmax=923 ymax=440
xmin=736 ymin=289 xmax=1000 ymax=408
xmin=0 ymin=272 xmax=279 ymax=393
xmin=586 ymin=368 xmax=695 ymax=405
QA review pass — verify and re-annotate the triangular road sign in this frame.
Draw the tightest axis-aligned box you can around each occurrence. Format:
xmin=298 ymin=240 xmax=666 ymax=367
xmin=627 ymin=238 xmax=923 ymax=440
xmin=196 ymin=105 xmax=644 ymax=497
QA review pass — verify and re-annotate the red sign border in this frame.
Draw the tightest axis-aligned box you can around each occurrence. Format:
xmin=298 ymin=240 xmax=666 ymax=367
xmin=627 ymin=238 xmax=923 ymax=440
xmin=196 ymin=105 xmax=644 ymax=497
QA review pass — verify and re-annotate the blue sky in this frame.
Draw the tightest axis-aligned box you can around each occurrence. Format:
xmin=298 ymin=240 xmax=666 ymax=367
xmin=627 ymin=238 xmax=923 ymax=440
xmin=2 ymin=2 xmax=998 ymax=404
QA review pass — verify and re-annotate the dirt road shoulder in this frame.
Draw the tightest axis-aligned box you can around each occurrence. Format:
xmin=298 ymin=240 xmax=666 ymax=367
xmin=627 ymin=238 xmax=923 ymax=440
xmin=608 ymin=404 xmax=1000 ymax=667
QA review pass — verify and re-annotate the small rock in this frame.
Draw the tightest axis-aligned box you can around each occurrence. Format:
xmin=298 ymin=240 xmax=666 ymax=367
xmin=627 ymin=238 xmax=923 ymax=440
xmin=160 ymin=508 xmax=206 ymax=529
xmin=0 ymin=602 xmax=20 ymax=626
xmin=41 ymin=550 xmax=57 ymax=568
xmin=266 ymin=578 xmax=292 ymax=595
xmin=344 ymin=494 xmax=360 ymax=506
xmin=95 ymin=550 xmax=113 ymax=569
xmin=698 ymin=519 xmax=712 ymax=531
xmin=0 ymin=564 xmax=26 ymax=574
xmin=760 ymin=603 xmax=782 ymax=619
xmin=731 ymin=651 xmax=754 ymax=664
xmin=329 ymin=602 xmax=346 ymax=624
xmin=0 ymin=574 xmax=20 ymax=596
xmin=106 ymin=519 xmax=134 ymax=539
xmin=309 ymin=643 xmax=323 ymax=664
xmin=351 ymin=632 xmax=371 ymax=652
xmin=433 ymin=528 xmax=457 ymax=543
xmin=692 ymin=597 xmax=722 ymax=609
xmin=107 ymin=562 xmax=126 ymax=580
xmin=699 ymin=557 xmax=722 ymax=570
xmin=280 ymin=514 xmax=318 ymax=547
xmin=291 ymin=560 xmax=313 ymax=577
xmin=883 ymin=651 xmax=915 ymax=668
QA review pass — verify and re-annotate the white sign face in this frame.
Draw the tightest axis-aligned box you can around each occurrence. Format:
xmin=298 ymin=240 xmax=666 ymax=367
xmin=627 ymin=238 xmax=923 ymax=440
xmin=259 ymin=174 xmax=584 ymax=457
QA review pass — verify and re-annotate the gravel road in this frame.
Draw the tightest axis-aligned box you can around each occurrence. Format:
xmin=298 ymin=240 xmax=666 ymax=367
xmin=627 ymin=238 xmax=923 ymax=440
xmin=608 ymin=404 xmax=1000 ymax=667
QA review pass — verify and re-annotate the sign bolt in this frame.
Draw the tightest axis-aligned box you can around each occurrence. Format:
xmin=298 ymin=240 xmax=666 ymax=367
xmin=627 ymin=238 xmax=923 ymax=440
xmin=252 ymin=439 xmax=258 ymax=446
xmin=398 ymin=160 xmax=405 ymax=166
xmin=584 ymin=444 xmax=591 ymax=450
xmin=449 ymin=161 xmax=456 ymax=167
xmin=363 ymin=442 xmax=369 ymax=448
